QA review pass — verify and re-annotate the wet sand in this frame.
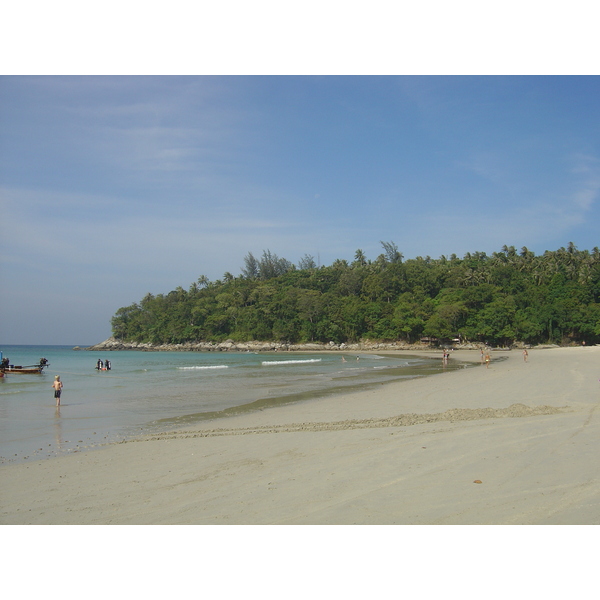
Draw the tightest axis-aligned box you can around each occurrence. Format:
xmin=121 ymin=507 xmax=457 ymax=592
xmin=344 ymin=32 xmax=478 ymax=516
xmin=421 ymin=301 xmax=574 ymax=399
xmin=2 ymin=346 xmax=600 ymax=524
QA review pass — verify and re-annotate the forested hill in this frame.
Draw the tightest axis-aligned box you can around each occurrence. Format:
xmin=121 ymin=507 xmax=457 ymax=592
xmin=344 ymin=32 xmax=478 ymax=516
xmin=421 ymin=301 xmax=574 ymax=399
xmin=111 ymin=243 xmax=600 ymax=347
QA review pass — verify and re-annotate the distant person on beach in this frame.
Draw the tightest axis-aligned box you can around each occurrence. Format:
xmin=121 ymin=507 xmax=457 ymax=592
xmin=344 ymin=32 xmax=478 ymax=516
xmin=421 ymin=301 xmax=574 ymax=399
xmin=52 ymin=376 xmax=63 ymax=407
xmin=522 ymin=349 xmax=528 ymax=362
xmin=485 ymin=353 xmax=491 ymax=369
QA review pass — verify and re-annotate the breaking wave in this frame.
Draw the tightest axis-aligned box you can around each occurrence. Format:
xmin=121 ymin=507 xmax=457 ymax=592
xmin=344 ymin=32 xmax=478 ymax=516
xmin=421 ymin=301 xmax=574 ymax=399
xmin=262 ymin=359 xmax=322 ymax=366
xmin=177 ymin=365 xmax=229 ymax=370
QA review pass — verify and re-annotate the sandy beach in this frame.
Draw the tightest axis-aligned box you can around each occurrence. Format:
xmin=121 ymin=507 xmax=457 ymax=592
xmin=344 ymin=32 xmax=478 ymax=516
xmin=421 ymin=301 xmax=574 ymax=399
xmin=2 ymin=346 xmax=599 ymax=525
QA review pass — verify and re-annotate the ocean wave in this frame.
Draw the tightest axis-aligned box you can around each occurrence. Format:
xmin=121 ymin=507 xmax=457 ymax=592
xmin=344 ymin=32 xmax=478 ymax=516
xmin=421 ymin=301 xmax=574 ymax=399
xmin=262 ymin=359 xmax=322 ymax=366
xmin=177 ymin=365 xmax=229 ymax=370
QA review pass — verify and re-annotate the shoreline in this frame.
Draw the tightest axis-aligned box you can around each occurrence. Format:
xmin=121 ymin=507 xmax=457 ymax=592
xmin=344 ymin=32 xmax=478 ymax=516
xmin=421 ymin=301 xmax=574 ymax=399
xmin=0 ymin=349 xmax=469 ymax=467
xmin=2 ymin=346 xmax=600 ymax=524
xmin=147 ymin=351 xmax=473 ymax=430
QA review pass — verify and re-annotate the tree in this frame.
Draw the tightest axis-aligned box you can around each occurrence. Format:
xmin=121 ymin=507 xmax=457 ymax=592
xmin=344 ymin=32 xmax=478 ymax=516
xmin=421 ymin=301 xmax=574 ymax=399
xmin=258 ymin=249 xmax=294 ymax=279
xmin=392 ymin=293 xmax=430 ymax=342
xmin=380 ymin=240 xmax=403 ymax=263
xmin=241 ymin=252 xmax=260 ymax=279
xmin=110 ymin=245 xmax=600 ymax=346
xmin=353 ymin=249 xmax=367 ymax=267
xmin=298 ymin=254 xmax=317 ymax=270
xmin=197 ymin=275 xmax=210 ymax=288
xmin=423 ymin=301 xmax=468 ymax=340
xmin=297 ymin=289 xmax=324 ymax=341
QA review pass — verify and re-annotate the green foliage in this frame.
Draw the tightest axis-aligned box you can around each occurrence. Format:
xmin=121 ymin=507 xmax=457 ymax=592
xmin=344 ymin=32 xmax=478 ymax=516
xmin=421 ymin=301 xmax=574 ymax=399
xmin=110 ymin=243 xmax=600 ymax=346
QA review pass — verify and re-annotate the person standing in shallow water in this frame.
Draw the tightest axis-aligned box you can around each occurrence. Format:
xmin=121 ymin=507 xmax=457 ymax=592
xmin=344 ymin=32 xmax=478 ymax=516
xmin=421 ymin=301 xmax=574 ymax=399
xmin=52 ymin=375 xmax=63 ymax=407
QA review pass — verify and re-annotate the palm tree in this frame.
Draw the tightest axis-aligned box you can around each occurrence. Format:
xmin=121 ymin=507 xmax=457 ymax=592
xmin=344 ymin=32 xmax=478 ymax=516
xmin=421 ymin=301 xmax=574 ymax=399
xmin=353 ymin=249 xmax=367 ymax=267
xmin=520 ymin=246 xmax=534 ymax=259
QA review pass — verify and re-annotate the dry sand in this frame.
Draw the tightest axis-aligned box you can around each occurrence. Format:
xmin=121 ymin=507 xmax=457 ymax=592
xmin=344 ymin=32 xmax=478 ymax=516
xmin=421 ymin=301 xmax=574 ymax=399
xmin=2 ymin=346 xmax=600 ymax=524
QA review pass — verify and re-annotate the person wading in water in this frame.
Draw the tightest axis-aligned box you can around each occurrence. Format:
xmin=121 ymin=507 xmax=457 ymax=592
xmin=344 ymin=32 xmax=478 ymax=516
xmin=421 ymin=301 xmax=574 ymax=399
xmin=52 ymin=375 xmax=63 ymax=407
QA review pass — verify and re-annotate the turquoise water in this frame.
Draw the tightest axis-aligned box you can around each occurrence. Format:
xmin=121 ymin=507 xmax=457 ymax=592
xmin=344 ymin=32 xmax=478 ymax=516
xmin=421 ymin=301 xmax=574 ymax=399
xmin=0 ymin=344 xmax=465 ymax=464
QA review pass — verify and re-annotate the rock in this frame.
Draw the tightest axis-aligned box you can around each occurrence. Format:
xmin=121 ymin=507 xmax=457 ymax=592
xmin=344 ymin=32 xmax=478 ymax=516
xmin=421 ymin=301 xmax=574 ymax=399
xmin=85 ymin=337 xmax=466 ymax=354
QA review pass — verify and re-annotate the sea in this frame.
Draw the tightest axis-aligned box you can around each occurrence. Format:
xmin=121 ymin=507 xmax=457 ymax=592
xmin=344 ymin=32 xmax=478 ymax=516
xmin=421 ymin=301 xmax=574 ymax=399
xmin=0 ymin=344 xmax=467 ymax=464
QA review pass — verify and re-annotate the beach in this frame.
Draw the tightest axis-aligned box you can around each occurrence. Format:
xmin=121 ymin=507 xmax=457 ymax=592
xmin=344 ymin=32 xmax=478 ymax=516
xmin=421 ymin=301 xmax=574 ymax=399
xmin=2 ymin=345 xmax=599 ymax=525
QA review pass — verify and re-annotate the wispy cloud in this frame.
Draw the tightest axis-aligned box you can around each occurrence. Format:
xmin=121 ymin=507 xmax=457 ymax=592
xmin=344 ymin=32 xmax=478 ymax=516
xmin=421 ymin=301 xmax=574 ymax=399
xmin=568 ymin=153 xmax=600 ymax=211
xmin=0 ymin=185 xmax=343 ymax=280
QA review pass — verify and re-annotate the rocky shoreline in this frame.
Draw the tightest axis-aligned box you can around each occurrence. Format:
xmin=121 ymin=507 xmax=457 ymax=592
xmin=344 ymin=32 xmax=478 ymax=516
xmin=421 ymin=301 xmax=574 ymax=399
xmin=85 ymin=336 xmax=541 ymax=353
xmin=85 ymin=337 xmax=435 ymax=352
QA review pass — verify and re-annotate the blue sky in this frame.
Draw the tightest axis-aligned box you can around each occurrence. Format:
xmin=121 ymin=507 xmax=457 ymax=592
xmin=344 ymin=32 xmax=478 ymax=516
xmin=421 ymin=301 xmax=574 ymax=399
xmin=1 ymin=75 xmax=599 ymax=345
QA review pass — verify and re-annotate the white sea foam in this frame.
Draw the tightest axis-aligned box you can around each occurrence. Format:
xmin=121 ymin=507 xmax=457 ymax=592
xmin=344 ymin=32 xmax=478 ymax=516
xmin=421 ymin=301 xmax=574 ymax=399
xmin=262 ymin=359 xmax=322 ymax=366
xmin=177 ymin=365 xmax=228 ymax=370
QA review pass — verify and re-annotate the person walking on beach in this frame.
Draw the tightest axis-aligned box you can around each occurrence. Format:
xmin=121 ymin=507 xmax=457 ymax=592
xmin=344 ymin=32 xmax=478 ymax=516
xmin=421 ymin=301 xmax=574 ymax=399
xmin=52 ymin=375 xmax=63 ymax=407
xmin=522 ymin=349 xmax=528 ymax=362
xmin=485 ymin=352 xmax=491 ymax=369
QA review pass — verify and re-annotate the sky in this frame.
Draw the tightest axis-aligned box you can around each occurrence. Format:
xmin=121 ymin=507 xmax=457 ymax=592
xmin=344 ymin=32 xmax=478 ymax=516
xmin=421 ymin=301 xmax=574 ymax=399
xmin=1 ymin=75 xmax=599 ymax=345
xmin=1 ymin=2 xmax=599 ymax=346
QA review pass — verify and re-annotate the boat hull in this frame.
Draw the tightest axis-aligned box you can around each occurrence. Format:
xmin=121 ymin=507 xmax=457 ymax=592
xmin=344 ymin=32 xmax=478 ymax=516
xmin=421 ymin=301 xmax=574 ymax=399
xmin=1 ymin=367 xmax=45 ymax=374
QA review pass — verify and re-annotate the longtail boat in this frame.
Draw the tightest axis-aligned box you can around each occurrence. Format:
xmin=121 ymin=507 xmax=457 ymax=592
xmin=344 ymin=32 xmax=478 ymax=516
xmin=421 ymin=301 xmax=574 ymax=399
xmin=1 ymin=365 xmax=45 ymax=374
xmin=0 ymin=358 xmax=49 ymax=375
